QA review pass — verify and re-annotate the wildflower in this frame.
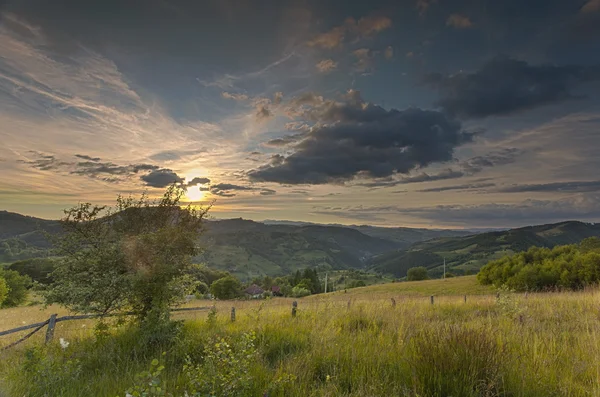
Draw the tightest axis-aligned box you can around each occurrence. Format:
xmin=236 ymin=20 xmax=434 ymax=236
xmin=326 ymin=375 xmax=331 ymax=382
xmin=59 ymin=338 xmax=70 ymax=349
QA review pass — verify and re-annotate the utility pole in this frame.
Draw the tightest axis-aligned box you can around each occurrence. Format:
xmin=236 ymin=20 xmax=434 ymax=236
xmin=324 ymin=272 xmax=328 ymax=293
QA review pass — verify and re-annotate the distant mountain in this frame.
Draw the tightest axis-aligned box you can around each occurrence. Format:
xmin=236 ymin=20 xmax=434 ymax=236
xmin=1 ymin=211 xmax=462 ymax=278
xmin=368 ymin=221 xmax=600 ymax=278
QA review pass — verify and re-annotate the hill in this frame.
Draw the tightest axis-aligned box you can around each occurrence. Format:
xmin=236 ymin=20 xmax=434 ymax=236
xmin=0 ymin=211 xmax=467 ymax=279
xmin=369 ymin=221 xmax=600 ymax=277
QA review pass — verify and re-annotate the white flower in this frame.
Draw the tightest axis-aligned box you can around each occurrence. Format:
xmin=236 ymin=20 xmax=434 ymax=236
xmin=126 ymin=394 xmax=133 ymax=397
xmin=59 ymin=338 xmax=69 ymax=349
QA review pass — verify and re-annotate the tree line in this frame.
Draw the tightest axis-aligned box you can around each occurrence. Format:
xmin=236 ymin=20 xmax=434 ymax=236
xmin=478 ymin=237 xmax=600 ymax=291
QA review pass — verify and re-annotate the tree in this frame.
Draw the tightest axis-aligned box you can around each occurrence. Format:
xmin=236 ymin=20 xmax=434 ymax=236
xmin=210 ymin=276 xmax=242 ymax=300
xmin=407 ymin=266 xmax=429 ymax=281
xmin=45 ymin=186 xmax=210 ymax=324
xmin=0 ymin=269 xmax=31 ymax=307
xmin=0 ymin=276 xmax=8 ymax=307
xmin=346 ymin=280 xmax=366 ymax=289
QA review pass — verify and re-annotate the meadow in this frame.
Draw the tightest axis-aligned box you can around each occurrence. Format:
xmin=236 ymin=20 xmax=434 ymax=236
xmin=0 ymin=276 xmax=599 ymax=396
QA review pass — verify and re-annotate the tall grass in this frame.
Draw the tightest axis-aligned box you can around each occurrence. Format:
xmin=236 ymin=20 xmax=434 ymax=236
xmin=1 ymin=286 xmax=600 ymax=396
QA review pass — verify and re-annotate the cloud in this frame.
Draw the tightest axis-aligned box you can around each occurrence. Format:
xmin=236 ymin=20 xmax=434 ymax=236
xmin=446 ymin=14 xmax=473 ymax=29
xmin=249 ymin=91 xmax=474 ymax=185
xmin=400 ymin=169 xmax=466 ymax=184
xmin=384 ymin=46 xmax=394 ymax=59
xmin=316 ymin=59 xmax=338 ymax=73
xmin=208 ymin=183 xmax=270 ymax=197
xmin=353 ymin=48 xmax=375 ymax=72
xmin=74 ymin=154 xmax=101 ymax=162
xmin=186 ymin=177 xmax=211 ymax=186
xmin=461 ymin=148 xmax=522 ymax=173
xmin=255 ymin=104 xmax=273 ymax=121
xmin=273 ymin=92 xmax=284 ymax=105
xmin=416 ymin=182 xmax=496 ymax=193
xmin=140 ymin=169 xmax=184 ymax=188
xmin=306 ymin=15 xmax=391 ymax=49
xmin=497 ymin=180 xmax=600 ymax=193
xmin=307 ymin=25 xmax=346 ymax=49
xmin=313 ymin=194 xmax=600 ymax=226
xmin=416 ymin=0 xmax=437 ymax=16
xmin=263 ymin=133 xmax=307 ymax=147
xmin=222 ymin=92 xmax=249 ymax=101
xmin=425 ymin=56 xmax=600 ymax=119
xmin=354 ymin=15 xmax=392 ymax=36
xmin=259 ymin=188 xmax=277 ymax=196
xmin=581 ymin=0 xmax=600 ymax=13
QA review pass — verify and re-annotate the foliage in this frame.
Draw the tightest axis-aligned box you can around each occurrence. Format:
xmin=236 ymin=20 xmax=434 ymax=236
xmin=407 ymin=266 xmax=429 ymax=281
xmin=0 ymin=275 xmax=8 ymax=306
xmin=346 ymin=280 xmax=366 ymax=289
xmin=210 ymin=276 xmax=242 ymax=299
xmin=0 ymin=268 xmax=31 ymax=307
xmin=183 ymin=332 xmax=258 ymax=396
xmin=8 ymin=257 xmax=57 ymax=284
xmin=124 ymin=355 xmax=172 ymax=397
xmin=44 ymin=186 xmax=209 ymax=322
xmin=290 ymin=286 xmax=311 ymax=298
xmin=478 ymin=238 xmax=600 ymax=291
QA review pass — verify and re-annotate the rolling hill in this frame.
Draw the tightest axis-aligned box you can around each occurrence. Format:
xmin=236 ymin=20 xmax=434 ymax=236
xmin=0 ymin=211 xmax=467 ymax=279
xmin=368 ymin=221 xmax=600 ymax=278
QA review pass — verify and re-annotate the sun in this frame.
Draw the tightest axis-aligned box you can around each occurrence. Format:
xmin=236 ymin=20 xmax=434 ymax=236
xmin=186 ymin=186 xmax=206 ymax=202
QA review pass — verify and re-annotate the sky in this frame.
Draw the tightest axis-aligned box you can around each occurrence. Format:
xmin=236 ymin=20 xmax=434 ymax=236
xmin=1 ymin=0 xmax=600 ymax=229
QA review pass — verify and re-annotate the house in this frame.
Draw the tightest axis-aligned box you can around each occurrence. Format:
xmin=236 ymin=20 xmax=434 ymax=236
xmin=271 ymin=285 xmax=283 ymax=297
xmin=244 ymin=284 xmax=264 ymax=299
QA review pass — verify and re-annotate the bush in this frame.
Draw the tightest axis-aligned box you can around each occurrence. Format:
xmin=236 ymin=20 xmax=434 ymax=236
xmin=290 ymin=286 xmax=311 ymax=298
xmin=346 ymin=280 xmax=366 ymax=289
xmin=407 ymin=266 xmax=429 ymax=281
xmin=0 ymin=269 xmax=31 ymax=307
xmin=0 ymin=276 xmax=8 ymax=306
xmin=210 ymin=276 xmax=242 ymax=300
xmin=8 ymin=258 xmax=57 ymax=284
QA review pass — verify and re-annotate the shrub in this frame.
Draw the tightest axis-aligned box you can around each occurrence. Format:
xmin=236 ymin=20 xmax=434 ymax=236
xmin=407 ymin=266 xmax=429 ymax=281
xmin=291 ymin=286 xmax=311 ymax=298
xmin=346 ymin=280 xmax=366 ymax=289
xmin=0 ymin=276 xmax=8 ymax=306
xmin=0 ymin=269 xmax=31 ymax=307
xmin=210 ymin=276 xmax=242 ymax=299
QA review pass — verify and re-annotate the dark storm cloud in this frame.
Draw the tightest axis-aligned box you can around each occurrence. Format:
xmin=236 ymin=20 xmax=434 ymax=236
xmin=139 ymin=169 xmax=184 ymax=188
xmin=206 ymin=183 xmax=277 ymax=197
xmin=497 ymin=180 xmax=600 ymax=193
xmin=425 ymin=56 xmax=600 ymax=119
xmin=20 ymin=153 xmax=69 ymax=171
xmin=249 ymin=92 xmax=474 ymax=185
xmin=260 ymin=188 xmax=277 ymax=196
xmin=263 ymin=133 xmax=307 ymax=147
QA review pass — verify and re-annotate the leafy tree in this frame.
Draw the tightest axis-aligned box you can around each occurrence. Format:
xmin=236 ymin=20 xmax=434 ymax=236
xmin=291 ymin=286 xmax=311 ymax=298
xmin=478 ymin=241 xmax=600 ymax=291
xmin=0 ymin=269 xmax=31 ymax=307
xmin=210 ymin=276 xmax=242 ymax=300
xmin=0 ymin=276 xmax=8 ymax=307
xmin=44 ymin=186 xmax=209 ymax=324
xmin=407 ymin=267 xmax=430 ymax=281
xmin=346 ymin=280 xmax=366 ymax=289
xmin=8 ymin=257 xmax=57 ymax=284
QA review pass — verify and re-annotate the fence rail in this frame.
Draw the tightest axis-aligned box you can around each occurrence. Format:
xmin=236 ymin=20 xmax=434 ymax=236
xmin=0 ymin=306 xmax=211 ymax=352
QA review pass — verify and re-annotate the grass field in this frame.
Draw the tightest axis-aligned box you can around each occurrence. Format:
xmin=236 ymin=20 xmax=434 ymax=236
xmin=1 ymin=277 xmax=599 ymax=396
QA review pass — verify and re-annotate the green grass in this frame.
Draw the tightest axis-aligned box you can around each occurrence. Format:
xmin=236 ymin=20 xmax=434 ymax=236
xmin=1 ymin=280 xmax=599 ymax=396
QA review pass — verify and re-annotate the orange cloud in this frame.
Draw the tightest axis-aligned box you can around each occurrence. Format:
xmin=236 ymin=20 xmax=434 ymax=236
xmin=315 ymin=59 xmax=338 ymax=73
xmin=446 ymin=14 xmax=473 ymax=29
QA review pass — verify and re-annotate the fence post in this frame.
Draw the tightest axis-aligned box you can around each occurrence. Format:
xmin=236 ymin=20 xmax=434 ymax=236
xmin=464 ymin=295 xmax=467 ymax=303
xmin=391 ymin=297 xmax=396 ymax=307
xmin=430 ymin=295 xmax=434 ymax=305
xmin=231 ymin=307 xmax=236 ymax=322
xmin=45 ymin=314 xmax=57 ymax=344
xmin=347 ymin=299 xmax=351 ymax=310
xmin=292 ymin=301 xmax=297 ymax=318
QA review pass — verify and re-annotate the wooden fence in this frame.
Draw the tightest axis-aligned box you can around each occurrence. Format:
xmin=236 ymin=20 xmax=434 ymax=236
xmin=0 ymin=306 xmax=211 ymax=352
